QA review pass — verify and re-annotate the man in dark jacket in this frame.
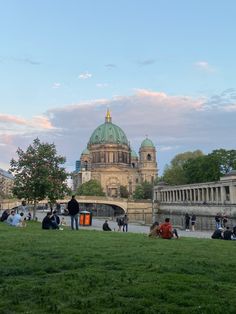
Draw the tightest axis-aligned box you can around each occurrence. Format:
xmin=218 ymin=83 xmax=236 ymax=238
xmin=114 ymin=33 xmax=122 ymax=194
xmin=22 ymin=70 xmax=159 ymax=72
xmin=42 ymin=212 xmax=53 ymax=229
xmin=67 ymin=195 xmax=80 ymax=230
xmin=50 ymin=210 xmax=60 ymax=229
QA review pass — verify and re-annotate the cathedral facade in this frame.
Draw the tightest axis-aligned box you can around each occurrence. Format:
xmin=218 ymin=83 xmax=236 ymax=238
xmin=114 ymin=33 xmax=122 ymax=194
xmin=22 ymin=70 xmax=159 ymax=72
xmin=73 ymin=110 xmax=158 ymax=197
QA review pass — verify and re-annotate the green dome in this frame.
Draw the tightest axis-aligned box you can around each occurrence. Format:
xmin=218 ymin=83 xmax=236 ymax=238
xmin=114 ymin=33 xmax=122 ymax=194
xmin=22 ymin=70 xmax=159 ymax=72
xmin=141 ymin=138 xmax=155 ymax=148
xmin=81 ymin=148 xmax=90 ymax=155
xmin=131 ymin=150 xmax=138 ymax=158
xmin=89 ymin=122 xmax=129 ymax=145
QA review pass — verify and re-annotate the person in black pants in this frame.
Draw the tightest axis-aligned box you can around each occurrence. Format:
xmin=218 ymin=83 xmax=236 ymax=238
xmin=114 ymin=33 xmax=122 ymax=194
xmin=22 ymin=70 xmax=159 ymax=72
xmin=67 ymin=195 xmax=80 ymax=230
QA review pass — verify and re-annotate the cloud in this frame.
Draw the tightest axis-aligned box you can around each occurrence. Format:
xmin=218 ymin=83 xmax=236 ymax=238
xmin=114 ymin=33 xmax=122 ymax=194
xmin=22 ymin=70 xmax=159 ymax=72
xmin=0 ymin=56 xmax=41 ymax=65
xmin=137 ymin=59 xmax=155 ymax=66
xmin=159 ymin=146 xmax=179 ymax=152
xmin=0 ymin=89 xmax=235 ymax=174
xmin=0 ymin=113 xmax=55 ymax=132
xmin=96 ymin=83 xmax=108 ymax=88
xmin=52 ymin=82 xmax=61 ymax=89
xmin=194 ymin=61 xmax=215 ymax=73
xmin=78 ymin=72 xmax=92 ymax=79
xmin=105 ymin=64 xmax=116 ymax=68
xmin=202 ymin=88 xmax=236 ymax=111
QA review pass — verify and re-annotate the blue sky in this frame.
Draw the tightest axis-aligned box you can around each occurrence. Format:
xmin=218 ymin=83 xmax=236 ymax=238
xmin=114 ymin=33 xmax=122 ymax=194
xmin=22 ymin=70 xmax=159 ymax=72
xmin=0 ymin=0 xmax=235 ymax=174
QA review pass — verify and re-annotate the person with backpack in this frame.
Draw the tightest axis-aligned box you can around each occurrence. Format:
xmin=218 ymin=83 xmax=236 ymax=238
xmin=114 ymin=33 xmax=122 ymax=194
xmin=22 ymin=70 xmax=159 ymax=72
xmin=116 ymin=216 xmax=124 ymax=231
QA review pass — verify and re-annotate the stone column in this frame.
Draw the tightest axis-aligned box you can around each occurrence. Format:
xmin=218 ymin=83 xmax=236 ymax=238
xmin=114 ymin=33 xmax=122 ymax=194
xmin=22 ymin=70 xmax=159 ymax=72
xmin=229 ymin=184 xmax=236 ymax=204
xmin=211 ymin=187 xmax=214 ymax=203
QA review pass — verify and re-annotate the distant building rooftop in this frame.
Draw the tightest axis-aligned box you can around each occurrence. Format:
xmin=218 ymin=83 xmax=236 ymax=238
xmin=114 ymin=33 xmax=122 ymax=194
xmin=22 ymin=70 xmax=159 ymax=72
xmin=0 ymin=168 xmax=14 ymax=180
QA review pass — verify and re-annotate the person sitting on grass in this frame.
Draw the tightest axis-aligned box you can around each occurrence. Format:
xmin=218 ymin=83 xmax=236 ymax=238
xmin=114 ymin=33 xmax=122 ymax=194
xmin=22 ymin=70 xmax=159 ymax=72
xmin=50 ymin=210 xmax=60 ymax=229
xmin=42 ymin=212 xmax=58 ymax=230
xmin=6 ymin=210 xmax=15 ymax=225
xmin=0 ymin=209 xmax=10 ymax=222
xmin=211 ymin=227 xmax=223 ymax=239
xmin=149 ymin=221 xmax=160 ymax=238
xmin=103 ymin=220 xmax=112 ymax=231
xmin=233 ymin=225 xmax=236 ymax=240
xmin=60 ymin=217 xmax=67 ymax=228
xmin=11 ymin=212 xmax=26 ymax=227
xmin=159 ymin=218 xmax=179 ymax=239
xmin=223 ymin=226 xmax=232 ymax=240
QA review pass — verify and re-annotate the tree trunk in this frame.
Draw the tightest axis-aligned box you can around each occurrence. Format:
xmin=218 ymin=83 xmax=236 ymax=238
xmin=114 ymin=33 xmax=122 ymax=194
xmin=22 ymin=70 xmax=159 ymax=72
xmin=33 ymin=200 xmax=37 ymax=220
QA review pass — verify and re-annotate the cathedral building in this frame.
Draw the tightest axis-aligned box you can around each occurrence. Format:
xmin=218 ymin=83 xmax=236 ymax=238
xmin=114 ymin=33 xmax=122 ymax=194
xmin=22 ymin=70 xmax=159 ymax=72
xmin=73 ymin=110 xmax=158 ymax=197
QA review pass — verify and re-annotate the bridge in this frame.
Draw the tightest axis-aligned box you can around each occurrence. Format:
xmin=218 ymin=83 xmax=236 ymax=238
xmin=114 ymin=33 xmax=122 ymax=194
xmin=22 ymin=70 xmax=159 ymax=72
xmin=0 ymin=196 xmax=153 ymax=224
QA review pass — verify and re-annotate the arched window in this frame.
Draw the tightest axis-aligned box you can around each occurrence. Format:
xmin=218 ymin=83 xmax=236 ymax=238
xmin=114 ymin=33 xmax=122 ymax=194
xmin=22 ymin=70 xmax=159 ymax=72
xmin=147 ymin=154 xmax=152 ymax=161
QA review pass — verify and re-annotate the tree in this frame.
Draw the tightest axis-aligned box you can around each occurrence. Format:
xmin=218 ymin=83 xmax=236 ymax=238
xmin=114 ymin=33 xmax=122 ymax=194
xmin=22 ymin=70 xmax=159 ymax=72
xmin=183 ymin=155 xmax=221 ymax=183
xmin=133 ymin=185 xmax=144 ymax=200
xmin=209 ymin=149 xmax=236 ymax=174
xmin=133 ymin=181 xmax=153 ymax=200
xmin=10 ymin=138 xmax=69 ymax=218
xmin=120 ymin=185 xmax=129 ymax=198
xmin=183 ymin=149 xmax=236 ymax=183
xmin=162 ymin=150 xmax=204 ymax=185
xmin=77 ymin=180 xmax=105 ymax=196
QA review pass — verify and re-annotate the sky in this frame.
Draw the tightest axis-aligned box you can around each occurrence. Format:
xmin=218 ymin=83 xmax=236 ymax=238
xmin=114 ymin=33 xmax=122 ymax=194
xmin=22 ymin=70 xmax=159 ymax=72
xmin=0 ymin=0 xmax=235 ymax=175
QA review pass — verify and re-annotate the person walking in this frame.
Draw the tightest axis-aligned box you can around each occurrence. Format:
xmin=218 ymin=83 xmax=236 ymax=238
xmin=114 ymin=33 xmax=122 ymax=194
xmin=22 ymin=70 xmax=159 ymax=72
xmin=67 ymin=195 xmax=80 ymax=230
xmin=191 ymin=214 xmax=196 ymax=231
xmin=185 ymin=213 xmax=190 ymax=231
xmin=123 ymin=214 xmax=129 ymax=232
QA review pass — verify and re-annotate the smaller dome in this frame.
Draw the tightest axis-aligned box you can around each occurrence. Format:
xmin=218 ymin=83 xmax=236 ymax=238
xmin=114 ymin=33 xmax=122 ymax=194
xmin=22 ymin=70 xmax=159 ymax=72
xmin=131 ymin=150 xmax=138 ymax=158
xmin=141 ymin=138 xmax=155 ymax=148
xmin=81 ymin=148 xmax=90 ymax=155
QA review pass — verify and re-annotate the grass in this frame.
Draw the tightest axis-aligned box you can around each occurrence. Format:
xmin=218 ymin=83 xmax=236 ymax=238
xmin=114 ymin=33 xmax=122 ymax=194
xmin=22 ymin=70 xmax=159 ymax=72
xmin=0 ymin=222 xmax=236 ymax=314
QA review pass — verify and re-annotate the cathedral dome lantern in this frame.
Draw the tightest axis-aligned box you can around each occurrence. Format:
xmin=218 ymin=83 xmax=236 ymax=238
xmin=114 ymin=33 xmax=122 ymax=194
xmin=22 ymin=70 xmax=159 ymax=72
xmin=88 ymin=109 xmax=129 ymax=146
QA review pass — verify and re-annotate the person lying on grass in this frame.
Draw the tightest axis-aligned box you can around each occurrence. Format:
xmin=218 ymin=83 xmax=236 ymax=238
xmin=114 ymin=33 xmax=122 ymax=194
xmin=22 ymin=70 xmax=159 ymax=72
xmin=159 ymin=218 xmax=179 ymax=239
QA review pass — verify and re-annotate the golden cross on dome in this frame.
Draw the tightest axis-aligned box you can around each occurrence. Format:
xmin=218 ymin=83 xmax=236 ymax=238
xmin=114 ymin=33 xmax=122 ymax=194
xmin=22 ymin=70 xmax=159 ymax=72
xmin=105 ymin=107 xmax=112 ymax=122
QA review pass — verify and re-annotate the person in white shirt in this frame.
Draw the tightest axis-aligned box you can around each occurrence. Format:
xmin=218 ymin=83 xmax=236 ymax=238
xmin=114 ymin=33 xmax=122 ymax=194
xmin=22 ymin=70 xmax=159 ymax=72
xmin=6 ymin=211 xmax=15 ymax=225
xmin=11 ymin=212 xmax=26 ymax=227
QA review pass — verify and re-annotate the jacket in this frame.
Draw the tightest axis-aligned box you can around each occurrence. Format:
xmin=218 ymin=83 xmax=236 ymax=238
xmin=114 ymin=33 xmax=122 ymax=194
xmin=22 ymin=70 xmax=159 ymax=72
xmin=67 ymin=198 xmax=79 ymax=216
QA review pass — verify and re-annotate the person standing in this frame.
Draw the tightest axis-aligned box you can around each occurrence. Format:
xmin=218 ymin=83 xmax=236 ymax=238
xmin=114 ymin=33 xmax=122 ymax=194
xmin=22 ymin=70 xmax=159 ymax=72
xmin=18 ymin=200 xmax=29 ymax=218
xmin=67 ymin=195 xmax=80 ymax=230
xmin=215 ymin=213 xmax=222 ymax=229
xmin=123 ymin=214 xmax=129 ymax=232
xmin=191 ymin=214 xmax=196 ymax=231
xmin=185 ymin=213 xmax=190 ymax=231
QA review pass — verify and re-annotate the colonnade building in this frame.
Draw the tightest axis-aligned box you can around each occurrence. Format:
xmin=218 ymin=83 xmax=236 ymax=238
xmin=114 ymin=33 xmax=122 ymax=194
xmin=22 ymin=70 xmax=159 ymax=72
xmin=153 ymin=171 xmax=236 ymax=216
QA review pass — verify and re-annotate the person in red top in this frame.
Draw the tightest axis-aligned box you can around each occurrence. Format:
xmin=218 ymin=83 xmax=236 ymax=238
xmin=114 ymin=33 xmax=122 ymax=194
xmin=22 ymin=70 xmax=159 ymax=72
xmin=160 ymin=218 xmax=179 ymax=239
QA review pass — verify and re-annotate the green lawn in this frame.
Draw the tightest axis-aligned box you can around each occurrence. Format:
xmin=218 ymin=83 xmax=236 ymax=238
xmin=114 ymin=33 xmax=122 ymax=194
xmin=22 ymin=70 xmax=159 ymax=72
xmin=0 ymin=222 xmax=235 ymax=314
